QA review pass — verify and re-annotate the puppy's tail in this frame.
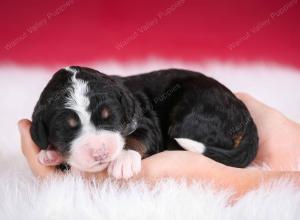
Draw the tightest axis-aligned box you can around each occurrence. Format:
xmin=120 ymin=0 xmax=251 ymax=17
xmin=175 ymin=121 xmax=259 ymax=168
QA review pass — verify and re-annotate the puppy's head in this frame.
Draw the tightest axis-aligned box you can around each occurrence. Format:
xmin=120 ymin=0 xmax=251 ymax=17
xmin=31 ymin=66 xmax=140 ymax=172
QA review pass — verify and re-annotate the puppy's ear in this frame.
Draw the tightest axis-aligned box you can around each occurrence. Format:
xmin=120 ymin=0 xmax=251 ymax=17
xmin=124 ymin=117 xmax=138 ymax=135
xmin=30 ymin=117 xmax=48 ymax=149
xmin=119 ymin=89 xmax=140 ymax=136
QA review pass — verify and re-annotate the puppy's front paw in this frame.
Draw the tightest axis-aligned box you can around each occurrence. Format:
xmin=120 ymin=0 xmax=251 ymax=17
xmin=107 ymin=150 xmax=141 ymax=180
xmin=38 ymin=150 xmax=63 ymax=166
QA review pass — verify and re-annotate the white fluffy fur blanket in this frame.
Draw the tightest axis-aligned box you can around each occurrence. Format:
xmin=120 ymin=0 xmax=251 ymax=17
xmin=0 ymin=61 xmax=300 ymax=219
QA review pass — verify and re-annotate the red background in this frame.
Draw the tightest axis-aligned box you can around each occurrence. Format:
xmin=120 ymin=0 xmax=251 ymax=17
xmin=0 ymin=0 xmax=299 ymax=69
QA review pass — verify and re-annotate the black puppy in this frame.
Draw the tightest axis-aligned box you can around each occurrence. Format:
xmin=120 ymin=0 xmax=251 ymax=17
xmin=31 ymin=66 xmax=258 ymax=179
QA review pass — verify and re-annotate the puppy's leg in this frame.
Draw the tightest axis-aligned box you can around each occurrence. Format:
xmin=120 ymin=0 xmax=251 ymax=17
xmin=38 ymin=150 xmax=64 ymax=166
xmin=107 ymin=150 xmax=141 ymax=180
xmin=168 ymin=89 xmax=258 ymax=167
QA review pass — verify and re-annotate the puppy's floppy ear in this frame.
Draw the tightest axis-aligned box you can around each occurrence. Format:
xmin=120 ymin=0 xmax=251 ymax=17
xmin=124 ymin=117 xmax=138 ymax=135
xmin=119 ymin=89 xmax=140 ymax=136
xmin=30 ymin=116 xmax=48 ymax=149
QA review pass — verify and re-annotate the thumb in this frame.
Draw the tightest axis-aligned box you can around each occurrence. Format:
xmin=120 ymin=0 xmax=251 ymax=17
xmin=18 ymin=119 xmax=40 ymax=157
xmin=18 ymin=119 xmax=58 ymax=178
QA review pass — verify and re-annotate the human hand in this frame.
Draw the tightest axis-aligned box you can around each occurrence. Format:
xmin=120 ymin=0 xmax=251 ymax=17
xmin=18 ymin=119 xmax=59 ymax=178
xmin=236 ymin=93 xmax=300 ymax=170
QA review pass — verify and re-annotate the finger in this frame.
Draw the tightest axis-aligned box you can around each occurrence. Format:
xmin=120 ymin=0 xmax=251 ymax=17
xmin=235 ymin=92 xmax=275 ymax=117
xmin=18 ymin=119 xmax=57 ymax=176
xmin=18 ymin=119 xmax=40 ymax=159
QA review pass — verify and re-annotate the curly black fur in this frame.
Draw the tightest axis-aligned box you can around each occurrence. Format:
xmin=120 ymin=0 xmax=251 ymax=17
xmin=31 ymin=67 xmax=258 ymax=167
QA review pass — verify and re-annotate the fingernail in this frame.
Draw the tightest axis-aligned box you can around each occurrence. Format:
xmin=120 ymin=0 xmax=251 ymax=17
xmin=18 ymin=119 xmax=29 ymax=135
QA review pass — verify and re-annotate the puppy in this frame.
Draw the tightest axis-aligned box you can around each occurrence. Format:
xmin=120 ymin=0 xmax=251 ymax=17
xmin=31 ymin=66 xmax=258 ymax=179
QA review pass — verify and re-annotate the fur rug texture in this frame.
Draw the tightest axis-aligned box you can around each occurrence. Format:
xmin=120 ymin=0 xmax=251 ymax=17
xmin=0 ymin=60 xmax=300 ymax=219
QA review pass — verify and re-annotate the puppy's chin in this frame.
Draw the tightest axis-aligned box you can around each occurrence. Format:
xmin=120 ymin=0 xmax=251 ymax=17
xmin=67 ymin=144 xmax=123 ymax=173
xmin=69 ymin=161 xmax=110 ymax=173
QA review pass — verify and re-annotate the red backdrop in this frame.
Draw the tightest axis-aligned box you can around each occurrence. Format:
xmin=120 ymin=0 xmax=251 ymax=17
xmin=0 ymin=0 xmax=299 ymax=68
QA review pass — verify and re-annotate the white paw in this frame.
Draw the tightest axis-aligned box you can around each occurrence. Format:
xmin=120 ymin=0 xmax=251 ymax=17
xmin=107 ymin=150 xmax=141 ymax=180
xmin=38 ymin=150 xmax=63 ymax=166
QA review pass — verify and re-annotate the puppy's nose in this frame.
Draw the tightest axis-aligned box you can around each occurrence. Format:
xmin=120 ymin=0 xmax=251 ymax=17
xmin=92 ymin=146 xmax=108 ymax=162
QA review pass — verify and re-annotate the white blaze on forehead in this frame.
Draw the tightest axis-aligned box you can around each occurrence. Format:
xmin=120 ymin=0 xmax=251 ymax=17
xmin=65 ymin=70 xmax=93 ymax=132
xmin=64 ymin=66 xmax=78 ymax=74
